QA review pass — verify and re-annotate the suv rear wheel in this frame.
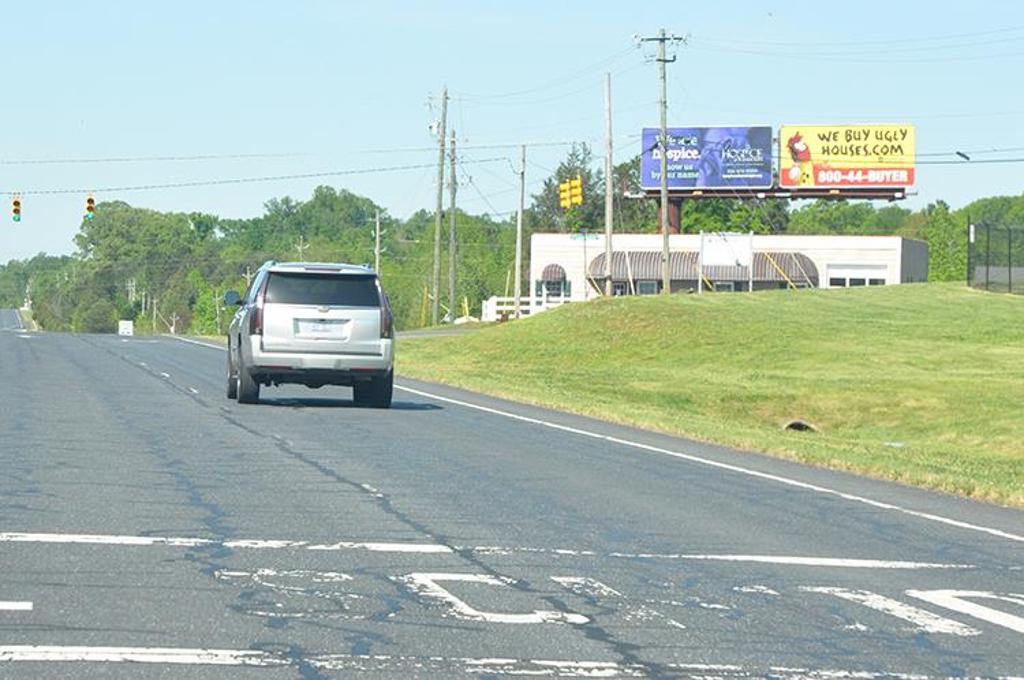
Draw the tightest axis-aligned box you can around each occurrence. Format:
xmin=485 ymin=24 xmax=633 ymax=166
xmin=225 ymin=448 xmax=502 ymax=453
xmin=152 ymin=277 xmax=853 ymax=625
xmin=353 ymin=371 xmax=393 ymax=409
xmin=236 ymin=352 xmax=260 ymax=404
xmin=226 ymin=344 xmax=238 ymax=399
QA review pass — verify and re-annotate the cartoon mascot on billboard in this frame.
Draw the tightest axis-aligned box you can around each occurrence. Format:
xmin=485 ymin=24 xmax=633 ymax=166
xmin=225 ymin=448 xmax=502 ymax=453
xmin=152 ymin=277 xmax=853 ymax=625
xmin=786 ymin=132 xmax=814 ymax=186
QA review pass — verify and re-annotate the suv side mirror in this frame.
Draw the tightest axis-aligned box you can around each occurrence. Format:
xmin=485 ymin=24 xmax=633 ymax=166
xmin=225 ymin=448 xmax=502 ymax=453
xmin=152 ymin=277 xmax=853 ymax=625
xmin=224 ymin=290 xmax=243 ymax=306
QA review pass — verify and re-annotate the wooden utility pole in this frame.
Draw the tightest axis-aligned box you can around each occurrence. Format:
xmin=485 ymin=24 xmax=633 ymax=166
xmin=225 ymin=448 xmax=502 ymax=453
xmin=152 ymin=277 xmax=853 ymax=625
xmin=374 ymin=209 xmax=381 ymax=274
xmin=641 ymin=29 xmax=683 ymax=295
xmin=447 ymin=129 xmax=458 ymax=322
xmin=431 ymin=86 xmax=448 ymax=325
xmin=514 ymin=144 xmax=526 ymax=318
xmin=604 ymin=71 xmax=614 ymax=296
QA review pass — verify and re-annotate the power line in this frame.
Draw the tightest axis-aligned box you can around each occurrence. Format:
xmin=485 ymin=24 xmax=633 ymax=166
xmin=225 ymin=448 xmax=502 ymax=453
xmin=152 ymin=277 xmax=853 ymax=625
xmin=0 ymin=152 xmax=306 ymax=166
xmin=693 ymin=23 xmax=1024 ymax=49
xmin=0 ymin=157 xmax=509 ymax=196
xmin=452 ymin=46 xmax=637 ymax=101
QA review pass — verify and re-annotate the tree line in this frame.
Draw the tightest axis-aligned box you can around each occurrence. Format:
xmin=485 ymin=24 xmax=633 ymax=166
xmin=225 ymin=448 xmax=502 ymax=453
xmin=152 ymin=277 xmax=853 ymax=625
xmin=0 ymin=144 xmax=1009 ymax=334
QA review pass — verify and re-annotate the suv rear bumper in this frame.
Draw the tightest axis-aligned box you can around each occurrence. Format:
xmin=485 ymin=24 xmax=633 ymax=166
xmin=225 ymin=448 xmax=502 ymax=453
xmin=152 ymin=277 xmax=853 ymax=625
xmin=241 ymin=335 xmax=393 ymax=385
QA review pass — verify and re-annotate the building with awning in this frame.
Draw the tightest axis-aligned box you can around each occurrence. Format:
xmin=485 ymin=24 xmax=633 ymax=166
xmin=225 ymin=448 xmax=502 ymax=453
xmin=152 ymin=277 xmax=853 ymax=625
xmin=530 ymin=232 xmax=928 ymax=299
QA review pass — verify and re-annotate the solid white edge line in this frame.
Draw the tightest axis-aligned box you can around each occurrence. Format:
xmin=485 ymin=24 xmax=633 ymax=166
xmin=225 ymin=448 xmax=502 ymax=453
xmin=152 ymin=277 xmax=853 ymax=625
xmin=390 ymin=384 xmax=1024 ymax=545
xmin=164 ymin=335 xmax=1024 ymax=546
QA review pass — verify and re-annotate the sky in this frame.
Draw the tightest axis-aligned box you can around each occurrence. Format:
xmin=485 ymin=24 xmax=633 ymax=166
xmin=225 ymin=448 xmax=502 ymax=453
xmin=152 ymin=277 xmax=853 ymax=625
xmin=2 ymin=1 xmax=1023 ymax=261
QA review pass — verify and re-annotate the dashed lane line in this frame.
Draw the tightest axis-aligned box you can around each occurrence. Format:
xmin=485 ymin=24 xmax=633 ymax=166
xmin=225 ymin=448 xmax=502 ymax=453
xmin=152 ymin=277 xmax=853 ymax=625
xmin=0 ymin=602 xmax=32 ymax=612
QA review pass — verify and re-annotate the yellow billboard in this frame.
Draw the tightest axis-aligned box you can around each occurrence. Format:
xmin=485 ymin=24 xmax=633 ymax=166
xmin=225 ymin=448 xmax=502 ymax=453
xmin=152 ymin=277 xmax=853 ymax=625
xmin=780 ymin=124 xmax=915 ymax=188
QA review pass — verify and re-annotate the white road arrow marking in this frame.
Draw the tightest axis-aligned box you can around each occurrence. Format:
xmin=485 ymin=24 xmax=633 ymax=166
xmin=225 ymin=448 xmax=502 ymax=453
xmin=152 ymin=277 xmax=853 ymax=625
xmin=802 ymin=587 xmax=980 ymax=636
xmin=906 ymin=590 xmax=1024 ymax=635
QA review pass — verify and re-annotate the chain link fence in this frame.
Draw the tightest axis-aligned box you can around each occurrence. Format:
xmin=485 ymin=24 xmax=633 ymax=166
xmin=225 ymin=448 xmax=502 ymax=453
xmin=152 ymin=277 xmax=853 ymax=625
xmin=968 ymin=224 xmax=1024 ymax=294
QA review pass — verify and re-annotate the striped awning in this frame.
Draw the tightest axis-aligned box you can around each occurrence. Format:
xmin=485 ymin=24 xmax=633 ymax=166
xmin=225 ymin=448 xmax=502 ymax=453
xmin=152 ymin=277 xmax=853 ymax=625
xmin=588 ymin=251 xmax=819 ymax=284
xmin=541 ymin=263 xmax=567 ymax=281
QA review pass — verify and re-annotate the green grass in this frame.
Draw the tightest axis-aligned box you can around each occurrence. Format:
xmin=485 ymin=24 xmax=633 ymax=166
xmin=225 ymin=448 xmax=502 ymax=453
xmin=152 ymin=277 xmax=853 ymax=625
xmin=397 ymin=283 xmax=1024 ymax=508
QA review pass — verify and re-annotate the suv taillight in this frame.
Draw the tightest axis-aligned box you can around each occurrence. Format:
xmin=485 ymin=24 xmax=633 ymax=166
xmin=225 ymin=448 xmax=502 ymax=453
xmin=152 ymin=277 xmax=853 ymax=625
xmin=250 ymin=304 xmax=263 ymax=335
xmin=380 ymin=294 xmax=393 ymax=339
xmin=249 ymin=277 xmax=269 ymax=335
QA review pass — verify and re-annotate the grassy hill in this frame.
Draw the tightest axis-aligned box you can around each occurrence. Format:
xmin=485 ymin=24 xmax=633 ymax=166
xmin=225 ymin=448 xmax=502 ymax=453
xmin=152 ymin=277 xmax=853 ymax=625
xmin=397 ymin=283 xmax=1024 ymax=507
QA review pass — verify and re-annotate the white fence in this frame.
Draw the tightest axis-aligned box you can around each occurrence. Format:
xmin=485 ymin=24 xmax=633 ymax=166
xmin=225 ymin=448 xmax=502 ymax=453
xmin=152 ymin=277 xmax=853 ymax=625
xmin=481 ymin=296 xmax=570 ymax=322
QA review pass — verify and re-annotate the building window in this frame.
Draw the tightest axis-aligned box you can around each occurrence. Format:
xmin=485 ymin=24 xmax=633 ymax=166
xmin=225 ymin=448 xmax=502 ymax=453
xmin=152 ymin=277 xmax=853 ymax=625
xmin=849 ymin=278 xmax=866 ymax=287
xmin=612 ymin=281 xmax=628 ymax=296
xmin=869 ymin=278 xmax=886 ymax=286
xmin=829 ymin=277 xmax=846 ymax=288
xmin=544 ymin=280 xmax=563 ymax=298
xmin=713 ymin=281 xmax=735 ymax=292
xmin=637 ymin=280 xmax=659 ymax=295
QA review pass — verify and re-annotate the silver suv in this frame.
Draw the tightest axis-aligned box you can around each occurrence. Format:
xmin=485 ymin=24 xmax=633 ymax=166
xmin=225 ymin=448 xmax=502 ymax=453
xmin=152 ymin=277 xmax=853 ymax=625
xmin=224 ymin=261 xmax=395 ymax=407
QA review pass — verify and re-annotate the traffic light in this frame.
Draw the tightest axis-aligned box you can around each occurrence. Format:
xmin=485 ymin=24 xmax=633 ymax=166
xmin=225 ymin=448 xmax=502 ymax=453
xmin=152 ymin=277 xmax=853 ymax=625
xmin=558 ymin=180 xmax=572 ymax=209
xmin=569 ymin=175 xmax=583 ymax=206
xmin=85 ymin=195 xmax=95 ymax=221
xmin=11 ymin=197 xmax=21 ymax=222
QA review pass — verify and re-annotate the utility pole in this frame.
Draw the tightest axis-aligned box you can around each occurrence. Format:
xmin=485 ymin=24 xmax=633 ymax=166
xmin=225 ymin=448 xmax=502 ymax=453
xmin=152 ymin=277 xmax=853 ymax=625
xmin=374 ymin=209 xmax=382 ymax=274
xmin=447 ymin=128 xmax=458 ymax=322
xmin=641 ymin=28 xmax=683 ymax=295
xmin=431 ymin=86 xmax=448 ymax=325
xmin=604 ymin=71 xmax=614 ymax=296
xmin=514 ymin=144 xmax=526 ymax=319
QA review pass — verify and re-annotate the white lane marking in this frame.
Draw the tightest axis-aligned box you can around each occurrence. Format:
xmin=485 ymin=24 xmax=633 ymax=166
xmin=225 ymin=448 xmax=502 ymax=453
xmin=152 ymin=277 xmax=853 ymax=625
xmin=0 ymin=531 xmax=971 ymax=569
xmin=392 ymin=384 xmax=1024 ymax=546
xmin=906 ymin=590 xmax=1024 ymax=635
xmin=0 ymin=602 xmax=32 ymax=611
xmin=3 ymin=646 xmax=955 ymax=677
xmin=400 ymin=573 xmax=589 ymax=624
xmin=801 ymin=587 xmax=981 ymax=636
xmin=626 ymin=554 xmax=970 ymax=570
xmin=16 ymin=334 xmax=33 ymax=339
xmin=187 ymin=387 xmax=199 ymax=394
xmin=0 ymin=646 xmax=276 ymax=666
xmin=307 ymin=540 xmax=452 ymax=554
xmin=168 ymin=336 xmax=1024 ymax=547
xmin=159 ymin=372 xmax=170 ymax=379
xmin=167 ymin=336 xmax=225 ymax=350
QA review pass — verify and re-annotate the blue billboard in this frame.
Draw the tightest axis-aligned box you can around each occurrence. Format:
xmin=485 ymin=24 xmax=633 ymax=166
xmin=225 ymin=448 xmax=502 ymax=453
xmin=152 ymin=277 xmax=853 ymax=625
xmin=640 ymin=126 xmax=773 ymax=191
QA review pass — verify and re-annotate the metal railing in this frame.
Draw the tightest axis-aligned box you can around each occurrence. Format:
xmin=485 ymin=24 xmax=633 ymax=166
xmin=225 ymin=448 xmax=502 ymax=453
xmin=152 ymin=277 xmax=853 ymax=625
xmin=968 ymin=224 xmax=1023 ymax=294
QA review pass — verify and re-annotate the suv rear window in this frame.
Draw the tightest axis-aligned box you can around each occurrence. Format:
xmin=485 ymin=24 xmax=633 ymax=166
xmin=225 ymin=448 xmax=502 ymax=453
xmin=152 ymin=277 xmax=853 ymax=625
xmin=264 ymin=272 xmax=380 ymax=307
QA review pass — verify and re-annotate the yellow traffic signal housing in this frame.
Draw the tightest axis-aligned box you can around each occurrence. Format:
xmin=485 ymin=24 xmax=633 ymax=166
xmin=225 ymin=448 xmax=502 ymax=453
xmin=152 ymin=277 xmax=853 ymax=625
xmin=558 ymin=180 xmax=572 ymax=209
xmin=569 ymin=176 xmax=583 ymax=205
xmin=85 ymin=196 xmax=96 ymax=220
xmin=12 ymin=197 xmax=21 ymax=222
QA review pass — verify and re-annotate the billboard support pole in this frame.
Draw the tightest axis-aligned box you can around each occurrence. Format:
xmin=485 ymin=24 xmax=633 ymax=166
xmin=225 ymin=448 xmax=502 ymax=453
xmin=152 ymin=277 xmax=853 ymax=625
xmin=749 ymin=230 xmax=754 ymax=293
xmin=698 ymin=231 xmax=704 ymax=295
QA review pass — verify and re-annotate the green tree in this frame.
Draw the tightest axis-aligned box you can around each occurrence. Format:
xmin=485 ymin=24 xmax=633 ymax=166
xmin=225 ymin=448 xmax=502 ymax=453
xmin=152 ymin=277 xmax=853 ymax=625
xmin=921 ymin=201 xmax=966 ymax=282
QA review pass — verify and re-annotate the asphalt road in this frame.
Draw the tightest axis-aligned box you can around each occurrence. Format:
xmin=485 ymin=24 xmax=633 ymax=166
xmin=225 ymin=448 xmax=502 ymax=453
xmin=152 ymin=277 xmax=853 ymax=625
xmin=1 ymin=318 xmax=1022 ymax=679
